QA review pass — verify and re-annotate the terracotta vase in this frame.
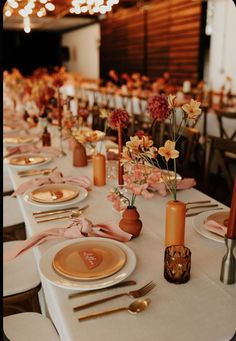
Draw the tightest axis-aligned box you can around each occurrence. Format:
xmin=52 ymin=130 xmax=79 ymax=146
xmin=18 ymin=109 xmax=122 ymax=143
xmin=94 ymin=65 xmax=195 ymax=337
xmin=165 ymin=200 xmax=186 ymax=247
xmin=119 ymin=206 xmax=142 ymax=238
xmin=73 ymin=139 xmax=87 ymax=167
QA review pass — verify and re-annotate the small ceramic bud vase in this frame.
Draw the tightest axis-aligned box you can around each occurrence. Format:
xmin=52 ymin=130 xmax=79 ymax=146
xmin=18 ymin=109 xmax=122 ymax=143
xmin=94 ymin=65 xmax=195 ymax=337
xmin=119 ymin=206 xmax=142 ymax=238
xmin=165 ymin=200 xmax=186 ymax=247
xmin=73 ymin=139 xmax=87 ymax=167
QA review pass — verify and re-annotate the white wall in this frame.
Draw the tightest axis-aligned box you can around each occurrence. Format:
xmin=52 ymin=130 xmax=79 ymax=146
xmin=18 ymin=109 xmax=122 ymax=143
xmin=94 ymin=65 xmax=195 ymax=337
xmin=62 ymin=23 xmax=100 ymax=79
xmin=208 ymin=0 xmax=236 ymax=91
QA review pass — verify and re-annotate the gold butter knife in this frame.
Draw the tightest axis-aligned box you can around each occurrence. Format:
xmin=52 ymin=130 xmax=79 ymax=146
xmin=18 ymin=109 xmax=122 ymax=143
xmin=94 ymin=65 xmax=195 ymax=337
xmin=68 ymin=280 xmax=137 ymax=299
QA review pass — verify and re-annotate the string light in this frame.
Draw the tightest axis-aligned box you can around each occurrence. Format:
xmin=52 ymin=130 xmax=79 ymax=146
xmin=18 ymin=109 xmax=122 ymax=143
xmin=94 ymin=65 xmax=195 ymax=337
xmin=4 ymin=0 xmax=120 ymax=33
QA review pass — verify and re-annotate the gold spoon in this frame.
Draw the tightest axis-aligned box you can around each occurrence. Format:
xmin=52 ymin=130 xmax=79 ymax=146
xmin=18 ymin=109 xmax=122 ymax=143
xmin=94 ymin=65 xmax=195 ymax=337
xmin=78 ymin=298 xmax=151 ymax=321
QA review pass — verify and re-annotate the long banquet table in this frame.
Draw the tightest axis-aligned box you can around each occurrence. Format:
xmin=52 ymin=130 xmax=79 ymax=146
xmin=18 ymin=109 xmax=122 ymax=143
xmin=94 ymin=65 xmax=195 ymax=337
xmin=5 ymin=141 xmax=236 ymax=341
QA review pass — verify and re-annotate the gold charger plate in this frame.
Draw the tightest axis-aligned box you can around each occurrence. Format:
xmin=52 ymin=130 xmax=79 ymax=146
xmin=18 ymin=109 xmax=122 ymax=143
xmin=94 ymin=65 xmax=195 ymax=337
xmin=9 ymin=155 xmax=47 ymax=166
xmin=53 ymin=240 xmax=127 ymax=281
xmin=29 ymin=184 xmax=80 ymax=204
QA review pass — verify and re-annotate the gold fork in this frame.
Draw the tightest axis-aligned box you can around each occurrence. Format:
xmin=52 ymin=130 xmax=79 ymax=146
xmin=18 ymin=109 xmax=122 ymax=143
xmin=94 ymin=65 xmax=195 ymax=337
xmin=73 ymin=281 xmax=156 ymax=312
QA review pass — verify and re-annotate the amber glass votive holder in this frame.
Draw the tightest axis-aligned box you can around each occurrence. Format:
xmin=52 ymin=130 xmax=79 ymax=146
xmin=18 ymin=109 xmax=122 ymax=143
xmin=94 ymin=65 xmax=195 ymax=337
xmin=164 ymin=245 xmax=191 ymax=284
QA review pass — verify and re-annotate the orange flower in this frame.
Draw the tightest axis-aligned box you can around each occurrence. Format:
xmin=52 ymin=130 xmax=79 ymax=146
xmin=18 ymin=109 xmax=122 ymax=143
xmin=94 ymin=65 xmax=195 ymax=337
xmin=182 ymin=99 xmax=202 ymax=120
xmin=158 ymin=140 xmax=179 ymax=162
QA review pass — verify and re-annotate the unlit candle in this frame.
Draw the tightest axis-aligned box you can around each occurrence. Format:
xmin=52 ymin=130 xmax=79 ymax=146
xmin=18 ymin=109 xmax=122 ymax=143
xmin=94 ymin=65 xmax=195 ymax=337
xmin=226 ymin=179 xmax=236 ymax=239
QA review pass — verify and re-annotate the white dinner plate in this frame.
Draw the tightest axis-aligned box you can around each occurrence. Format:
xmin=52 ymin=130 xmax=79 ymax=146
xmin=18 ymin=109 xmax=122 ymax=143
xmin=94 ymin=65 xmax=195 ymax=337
xmin=191 ymin=210 xmax=226 ymax=243
xmin=5 ymin=153 xmax=52 ymax=170
xmin=39 ymin=237 xmax=136 ymax=291
xmin=23 ymin=184 xmax=88 ymax=208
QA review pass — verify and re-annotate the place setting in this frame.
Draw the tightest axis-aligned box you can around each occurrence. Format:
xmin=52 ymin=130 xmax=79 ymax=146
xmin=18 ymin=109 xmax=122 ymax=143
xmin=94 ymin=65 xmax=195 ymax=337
xmin=23 ymin=183 xmax=89 ymax=209
xmin=191 ymin=210 xmax=230 ymax=243
xmin=5 ymin=153 xmax=52 ymax=170
xmin=39 ymin=237 xmax=137 ymax=291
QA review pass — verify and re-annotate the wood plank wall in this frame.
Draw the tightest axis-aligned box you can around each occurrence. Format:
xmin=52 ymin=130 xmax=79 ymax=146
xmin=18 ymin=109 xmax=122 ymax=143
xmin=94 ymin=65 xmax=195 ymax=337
xmin=100 ymin=0 xmax=202 ymax=85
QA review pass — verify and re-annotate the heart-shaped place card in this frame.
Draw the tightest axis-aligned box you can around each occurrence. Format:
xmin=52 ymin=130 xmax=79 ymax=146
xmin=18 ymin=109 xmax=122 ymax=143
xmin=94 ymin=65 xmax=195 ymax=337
xmin=79 ymin=250 xmax=103 ymax=270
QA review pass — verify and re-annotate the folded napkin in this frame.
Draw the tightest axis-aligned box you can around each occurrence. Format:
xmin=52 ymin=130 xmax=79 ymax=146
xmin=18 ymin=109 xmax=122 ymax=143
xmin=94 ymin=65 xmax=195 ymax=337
xmin=13 ymin=171 xmax=92 ymax=196
xmin=149 ymin=178 xmax=196 ymax=196
xmin=4 ymin=217 xmax=132 ymax=262
xmin=203 ymin=220 xmax=227 ymax=237
xmin=4 ymin=145 xmax=62 ymax=159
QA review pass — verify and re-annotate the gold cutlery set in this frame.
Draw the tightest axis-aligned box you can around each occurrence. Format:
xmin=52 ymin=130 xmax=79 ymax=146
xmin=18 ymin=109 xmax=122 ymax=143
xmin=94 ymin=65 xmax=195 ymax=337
xmin=69 ymin=280 xmax=156 ymax=321
xmin=17 ymin=167 xmax=57 ymax=177
xmin=185 ymin=200 xmax=222 ymax=217
xmin=33 ymin=205 xmax=89 ymax=223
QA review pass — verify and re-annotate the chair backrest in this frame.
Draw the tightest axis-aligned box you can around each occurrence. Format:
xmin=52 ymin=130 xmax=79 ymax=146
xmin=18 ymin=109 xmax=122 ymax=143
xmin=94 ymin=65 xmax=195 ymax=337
xmin=215 ymin=108 xmax=236 ymax=140
xmin=204 ymin=135 xmax=236 ymax=192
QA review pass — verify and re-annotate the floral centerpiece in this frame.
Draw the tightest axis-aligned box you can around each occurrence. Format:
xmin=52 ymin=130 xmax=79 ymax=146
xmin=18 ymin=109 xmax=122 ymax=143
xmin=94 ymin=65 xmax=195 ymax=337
xmin=107 ymin=94 xmax=201 ymax=240
xmin=146 ymin=94 xmax=201 ymax=200
xmin=148 ymin=93 xmax=201 ymax=246
xmin=107 ymin=136 xmax=161 ymax=237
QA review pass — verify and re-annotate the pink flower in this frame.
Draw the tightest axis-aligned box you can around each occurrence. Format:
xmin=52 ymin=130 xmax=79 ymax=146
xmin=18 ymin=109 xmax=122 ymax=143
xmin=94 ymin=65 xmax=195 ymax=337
xmin=147 ymin=169 xmax=162 ymax=186
xmin=147 ymin=94 xmax=170 ymax=121
xmin=107 ymin=108 xmax=130 ymax=129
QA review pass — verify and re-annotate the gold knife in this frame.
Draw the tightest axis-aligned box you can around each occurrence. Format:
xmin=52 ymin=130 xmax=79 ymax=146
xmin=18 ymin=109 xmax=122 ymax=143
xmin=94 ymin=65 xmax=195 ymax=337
xmin=68 ymin=280 xmax=137 ymax=299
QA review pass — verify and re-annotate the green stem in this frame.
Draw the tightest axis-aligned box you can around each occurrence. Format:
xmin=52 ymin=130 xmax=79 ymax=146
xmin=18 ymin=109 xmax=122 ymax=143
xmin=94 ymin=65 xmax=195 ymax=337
xmin=173 ymin=158 xmax=177 ymax=200
xmin=131 ymin=193 xmax=136 ymax=207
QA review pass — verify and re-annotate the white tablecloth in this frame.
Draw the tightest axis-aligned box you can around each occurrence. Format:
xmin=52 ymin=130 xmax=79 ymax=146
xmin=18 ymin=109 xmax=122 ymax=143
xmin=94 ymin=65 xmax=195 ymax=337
xmin=5 ymin=143 xmax=236 ymax=341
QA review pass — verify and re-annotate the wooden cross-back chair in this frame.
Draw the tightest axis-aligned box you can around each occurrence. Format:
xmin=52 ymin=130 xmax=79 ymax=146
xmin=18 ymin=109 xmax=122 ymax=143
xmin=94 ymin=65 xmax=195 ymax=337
xmin=214 ymin=108 xmax=236 ymax=141
xmin=204 ymin=135 xmax=236 ymax=193
xmin=151 ymin=122 xmax=201 ymax=175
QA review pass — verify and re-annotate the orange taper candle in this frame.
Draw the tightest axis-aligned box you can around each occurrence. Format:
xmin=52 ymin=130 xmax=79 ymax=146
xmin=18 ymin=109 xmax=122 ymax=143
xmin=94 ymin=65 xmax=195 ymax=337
xmin=117 ymin=125 xmax=124 ymax=185
xmin=165 ymin=200 xmax=186 ymax=247
xmin=93 ymin=153 xmax=106 ymax=186
xmin=226 ymin=179 xmax=236 ymax=239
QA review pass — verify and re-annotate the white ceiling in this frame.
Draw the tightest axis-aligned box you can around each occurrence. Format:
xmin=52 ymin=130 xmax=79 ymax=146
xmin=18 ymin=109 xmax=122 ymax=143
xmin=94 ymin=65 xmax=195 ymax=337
xmin=3 ymin=15 xmax=95 ymax=31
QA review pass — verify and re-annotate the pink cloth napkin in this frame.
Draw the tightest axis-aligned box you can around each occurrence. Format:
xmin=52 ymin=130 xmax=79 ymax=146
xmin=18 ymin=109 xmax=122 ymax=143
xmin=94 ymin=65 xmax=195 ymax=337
xmin=13 ymin=171 xmax=92 ymax=196
xmin=149 ymin=178 xmax=196 ymax=196
xmin=4 ymin=217 xmax=132 ymax=262
xmin=203 ymin=220 xmax=227 ymax=237
xmin=4 ymin=145 xmax=62 ymax=159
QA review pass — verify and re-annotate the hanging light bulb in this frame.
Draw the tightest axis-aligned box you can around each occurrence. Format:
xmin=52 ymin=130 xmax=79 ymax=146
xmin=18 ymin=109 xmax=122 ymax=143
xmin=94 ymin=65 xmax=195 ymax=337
xmin=23 ymin=16 xmax=31 ymax=33
xmin=45 ymin=2 xmax=55 ymax=11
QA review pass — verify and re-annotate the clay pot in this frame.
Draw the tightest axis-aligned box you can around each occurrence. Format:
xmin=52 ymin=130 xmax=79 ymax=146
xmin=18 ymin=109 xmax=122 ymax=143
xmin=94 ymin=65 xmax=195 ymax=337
xmin=165 ymin=200 xmax=186 ymax=247
xmin=119 ymin=206 xmax=142 ymax=238
xmin=73 ymin=139 xmax=87 ymax=167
